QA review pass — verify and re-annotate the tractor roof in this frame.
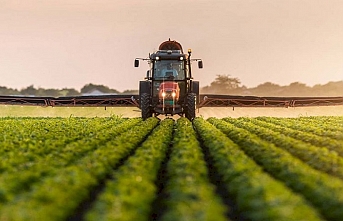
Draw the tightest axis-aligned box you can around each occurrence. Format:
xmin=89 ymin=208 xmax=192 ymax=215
xmin=159 ymin=39 xmax=183 ymax=53
xmin=149 ymin=39 xmax=188 ymax=60
xmin=150 ymin=50 xmax=187 ymax=60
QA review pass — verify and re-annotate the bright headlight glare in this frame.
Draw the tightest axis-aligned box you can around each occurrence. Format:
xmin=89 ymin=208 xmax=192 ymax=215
xmin=162 ymin=92 xmax=166 ymax=97
xmin=172 ymin=92 xmax=176 ymax=97
xmin=179 ymin=57 xmax=184 ymax=61
xmin=156 ymin=56 xmax=160 ymax=60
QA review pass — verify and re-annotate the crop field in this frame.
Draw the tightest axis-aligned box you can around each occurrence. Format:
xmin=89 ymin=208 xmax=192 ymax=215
xmin=0 ymin=115 xmax=343 ymax=221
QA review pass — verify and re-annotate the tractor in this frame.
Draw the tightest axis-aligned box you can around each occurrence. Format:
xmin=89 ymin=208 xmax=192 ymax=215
xmin=134 ymin=39 xmax=203 ymax=120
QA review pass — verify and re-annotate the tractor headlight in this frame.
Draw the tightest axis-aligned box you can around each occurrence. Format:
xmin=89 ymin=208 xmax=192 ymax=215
xmin=172 ymin=92 xmax=176 ymax=97
xmin=162 ymin=92 xmax=166 ymax=97
xmin=156 ymin=56 xmax=160 ymax=61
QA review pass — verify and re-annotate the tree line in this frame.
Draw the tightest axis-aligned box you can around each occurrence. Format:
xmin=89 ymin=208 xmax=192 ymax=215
xmin=201 ymin=75 xmax=343 ymax=97
xmin=0 ymin=76 xmax=342 ymax=97
xmin=0 ymin=84 xmax=138 ymax=97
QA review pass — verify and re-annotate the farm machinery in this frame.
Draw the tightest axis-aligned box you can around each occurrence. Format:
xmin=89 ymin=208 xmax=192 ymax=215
xmin=134 ymin=39 xmax=203 ymax=120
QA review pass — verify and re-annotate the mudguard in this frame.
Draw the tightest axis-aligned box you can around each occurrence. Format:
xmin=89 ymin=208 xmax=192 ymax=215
xmin=191 ymin=81 xmax=200 ymax=104
xmin=139 ymin=81 xmax=151 ymax=96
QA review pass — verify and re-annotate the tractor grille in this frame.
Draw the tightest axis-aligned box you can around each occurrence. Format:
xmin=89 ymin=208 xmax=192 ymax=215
xmin=163 ymin=92 xmax=174 ymax=99
xmin=163 ymin=100 xmax=174 ymax=105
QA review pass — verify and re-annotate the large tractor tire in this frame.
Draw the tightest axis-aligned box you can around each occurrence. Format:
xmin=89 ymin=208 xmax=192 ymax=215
xmin=185 ymin=93 xmax=196 ymax=121
xmin=140 ymin=93 xmax=152 ymax=120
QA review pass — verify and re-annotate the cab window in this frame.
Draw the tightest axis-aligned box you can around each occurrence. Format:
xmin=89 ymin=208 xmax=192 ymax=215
xmin=154 ymin=60 xmax=185 ymax=80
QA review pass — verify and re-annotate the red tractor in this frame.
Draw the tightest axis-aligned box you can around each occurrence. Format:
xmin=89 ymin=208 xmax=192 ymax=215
xmin=135 ymin=39 xmax=203 ymax=120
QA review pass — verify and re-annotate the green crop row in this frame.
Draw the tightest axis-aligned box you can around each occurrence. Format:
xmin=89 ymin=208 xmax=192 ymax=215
xmin=296 ymin=116 xmax=343 ymax=126
xmin=258 ymin=116 xmax=343 ymax=140
xmin=0 ymin=117 xmax=160 ymax=221
xmin=288 ymin=115 xmax=343 ymax=125
xmin=208 ymin=117 xmax=343 ymax=221
xmin=161 ymin=118 xmax=227 ymax=221
xmin=252 ymin=117 xmax=343 ymax=157
xmin=0 ymin=117 xmax=117 ymax=148
xmin=292 ymin=117 xmax=343 ymax=134
xmin=0 ymin=118 xmax=142 ymax=205
xmin=86 ymin=118 xmax=174 ymax=221
xmin=223 ymin=117 xmax=343 ymax=180
xmin=0 ymin=116 xmax=125 ymax=171
xmin=193 ymin=118 xmax=322 ymax=221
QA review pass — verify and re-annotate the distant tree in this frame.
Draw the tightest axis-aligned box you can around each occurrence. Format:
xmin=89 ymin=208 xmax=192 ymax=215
xmin=211 ymin=75 xmax=241 ymax=89
xmin=202 ymin=75 xmax=241 ymax=94
xmin=0 ymin=86 xmax=20 ymax=95
xmin=60 ymin=88 xmax=81 ymax=96
xmin=35 ymin=88 xmax=60 ymax=97
xmin=80 ymin=83 xmax=119 ymax=94
xmin=312 ymin=81 xmax=343 ymax=96
xmin=282 ymin=82 xmax=311 ymax=96
xmin=255 ymin=82 xmax=281 ymax=90
xmin=250 ymin=82 xmax=282 ymax=96
xmin=20 ymin=85 xmax=38 ymax=96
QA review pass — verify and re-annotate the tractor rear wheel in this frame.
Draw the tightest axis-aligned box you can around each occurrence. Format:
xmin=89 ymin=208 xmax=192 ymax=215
xmin=185 ymin=93 xmax=196 ymax=121
xmin=140 ymin=93 xmax=152 ymax=120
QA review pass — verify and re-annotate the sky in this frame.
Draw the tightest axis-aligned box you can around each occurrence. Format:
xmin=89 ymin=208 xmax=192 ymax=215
xmin=1 ymin=0 xmax=343 ymax=92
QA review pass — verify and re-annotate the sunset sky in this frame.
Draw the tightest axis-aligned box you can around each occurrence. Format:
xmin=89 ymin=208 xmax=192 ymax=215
xmin=1 ymin=0 xmax=343 ymax=92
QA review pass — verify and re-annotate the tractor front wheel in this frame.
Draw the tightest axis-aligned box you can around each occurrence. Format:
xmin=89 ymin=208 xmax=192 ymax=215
xmin=140 ymin=93 xmax=152 ymax=120
xmin=185 ymin=93 xmax=196 ymax=121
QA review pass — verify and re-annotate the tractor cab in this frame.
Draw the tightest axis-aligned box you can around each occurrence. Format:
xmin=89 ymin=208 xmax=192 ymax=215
xmin=135 ymin=39 xmax=203 ymax=120
xmin=154 ymin=60 xmax=185 ymax=80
